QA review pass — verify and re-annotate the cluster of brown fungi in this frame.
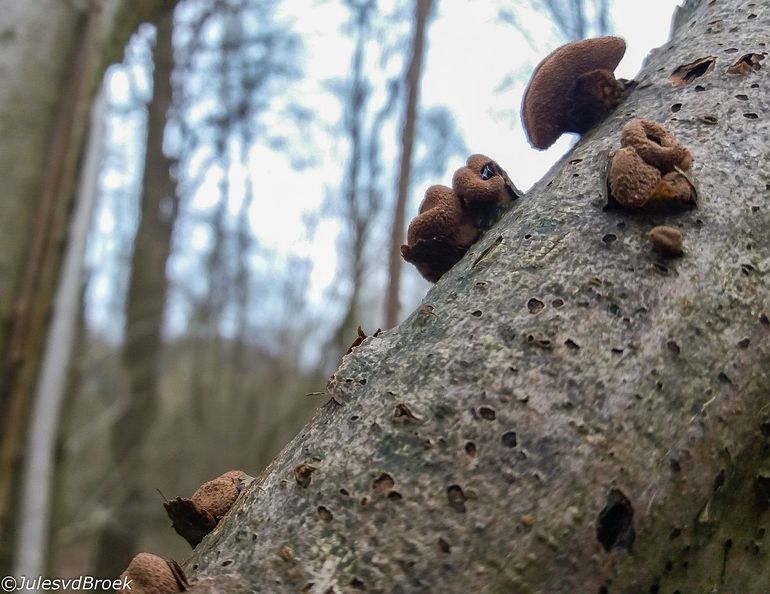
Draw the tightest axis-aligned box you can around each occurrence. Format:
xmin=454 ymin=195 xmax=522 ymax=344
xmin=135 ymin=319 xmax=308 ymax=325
xmin=400 ymin=155 xmax=520 ymax=281
xmin=401 ymin=35 xmax=696 ymax=281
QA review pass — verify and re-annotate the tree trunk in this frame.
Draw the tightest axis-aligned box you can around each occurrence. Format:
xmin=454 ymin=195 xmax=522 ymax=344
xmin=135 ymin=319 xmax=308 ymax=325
xmin=0 ymin=0 xmax=111 ymax=570
xmin=0 ymin=0 xmax=178 ymax=571
xmin=93 ymin=8 xmax=178 ymax=579
xmin=188 ymin=0 xmax=765 ymax=592
xmin=384 ymin=0 xmax=434 ymax=329
xmin=14 ymin=89 xmax=107 ymax=582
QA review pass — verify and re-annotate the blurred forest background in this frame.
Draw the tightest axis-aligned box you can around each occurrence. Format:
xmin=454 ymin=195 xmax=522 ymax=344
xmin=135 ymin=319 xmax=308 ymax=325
xmin=0 ymin=0 xmax=680 ymax=584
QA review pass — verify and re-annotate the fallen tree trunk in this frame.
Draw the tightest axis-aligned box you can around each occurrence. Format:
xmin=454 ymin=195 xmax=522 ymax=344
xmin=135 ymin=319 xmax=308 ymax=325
xmin=187 ymin=0 xmax=769 ymax=591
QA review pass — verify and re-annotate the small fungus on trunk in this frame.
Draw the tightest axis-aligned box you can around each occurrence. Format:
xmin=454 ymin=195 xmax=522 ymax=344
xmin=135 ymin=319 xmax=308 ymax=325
xmin=164 ymin=470 xmax=247 ymax=548
xmin=119 ymin=553 xmax=188 ymax=593
xmin=607 ymin=119 xmax=696 ymax=209
xmin=649 ymin=225 xmax=684 ymax=257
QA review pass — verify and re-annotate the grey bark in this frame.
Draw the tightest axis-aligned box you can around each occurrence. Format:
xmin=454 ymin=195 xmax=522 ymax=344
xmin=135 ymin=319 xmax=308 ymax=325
xmin=186 ymin=1 xmax=769 ymax=592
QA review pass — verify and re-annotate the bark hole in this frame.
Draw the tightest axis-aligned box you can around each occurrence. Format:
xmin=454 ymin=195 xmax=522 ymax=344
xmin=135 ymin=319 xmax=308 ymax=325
xmin=760 ymin=420 xmax=770 ymax=436
xmin=753 ymin=474 xmax=770 ymax=509
xmin=597 ymin=488 xmax=635 ymax=551
xmin=447 ymin=485 xmax=467 ymax=513
xmin=372 ymin=473 xmax=394 ymax=494
xmin=713 ymin=469 xmax=725 ymax=491
xmin=478 ymin=406 xmax=496 ymax=420
xmin=669 ymin=56 xmax=717 ymax=86
xmin=318 ymin=506 xmax=333 ymax=522
xmin=393 ymin=403 xmax=418 ymax=423
xmin=501 ymin=431 xmax=517 ymax=447
xmin=527 ymin=298 xmax=545 ymax=314
xmin=718 ymin=371 xmax=732 ymax=384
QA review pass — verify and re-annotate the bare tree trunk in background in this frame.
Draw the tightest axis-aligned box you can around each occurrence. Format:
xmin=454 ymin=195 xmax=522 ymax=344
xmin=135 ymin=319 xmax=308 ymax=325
xmin=93 ymin=10 xmax=178 ymax=578
xmin=0 ymin=0 xmax=179 ymax=571
xmin=0 ymin=0 xmax=111 ymax=571
xmin=384 ymin=0 xmax=434 ymax=329
xmin=184 ymin=1 xmax=770 ymax=591
xmin=13 ymin=90 xmax=106 ymax=582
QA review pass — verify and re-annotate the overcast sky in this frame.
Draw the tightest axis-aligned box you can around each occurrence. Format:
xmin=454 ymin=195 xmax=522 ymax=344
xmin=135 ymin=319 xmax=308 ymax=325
xmin=90 ymin=1 xmax=683 ymax=340
xmin=268 ymin=0 xmax=685 ymax=311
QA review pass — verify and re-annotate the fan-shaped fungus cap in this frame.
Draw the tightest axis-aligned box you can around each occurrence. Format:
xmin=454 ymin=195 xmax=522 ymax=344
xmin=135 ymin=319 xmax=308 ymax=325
xmin=119 ymin=553 xmax=187 ymax=593
xmin=522 ymin=36 xmax=627 ymax=149
xmin=608 ymin=147 xmax=661 ymax=208
xmin=620 ymin=119 xmax=692 ymax=172
xmin=164 ymin=470 xmax=245 ymax=548
xmin=401 ymin=185 xmax=480 ymax=282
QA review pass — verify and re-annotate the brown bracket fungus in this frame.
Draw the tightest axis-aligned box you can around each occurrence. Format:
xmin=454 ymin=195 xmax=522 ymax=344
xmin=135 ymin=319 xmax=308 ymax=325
xmin=452 ymin=154 xmax=521 ymax=229
xmin=401 ymin=184 xmax=480 ymax=282
xmin=522 ymin=36 xmax=629 ymax=149
xmin=607 ymin=119 xmax=696 ymax=210
xmin=164 ymin=470 xmax=246 ymax=548
xmin=119 ymin=553 xmax=188 ymax=594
